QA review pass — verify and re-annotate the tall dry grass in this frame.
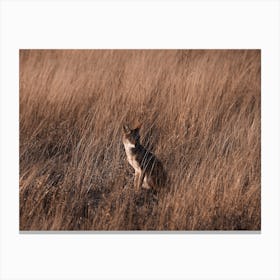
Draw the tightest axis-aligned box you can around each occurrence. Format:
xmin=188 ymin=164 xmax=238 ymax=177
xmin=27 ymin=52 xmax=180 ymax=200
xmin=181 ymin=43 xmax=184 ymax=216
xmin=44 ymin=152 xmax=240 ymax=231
xmin=20 ymin=50 xmax=261 ymax=230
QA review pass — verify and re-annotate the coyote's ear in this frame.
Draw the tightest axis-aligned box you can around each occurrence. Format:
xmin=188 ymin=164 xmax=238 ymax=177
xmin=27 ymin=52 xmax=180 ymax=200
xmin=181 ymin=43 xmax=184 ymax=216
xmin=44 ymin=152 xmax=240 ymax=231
xmin=123 ymin=124 xmax=131 ymax=134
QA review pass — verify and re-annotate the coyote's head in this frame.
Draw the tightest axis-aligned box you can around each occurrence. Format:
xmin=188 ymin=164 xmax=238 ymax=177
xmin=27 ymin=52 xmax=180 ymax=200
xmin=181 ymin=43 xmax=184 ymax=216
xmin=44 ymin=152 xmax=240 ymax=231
xmin=122 ymin=124 xmax=141 ymax=146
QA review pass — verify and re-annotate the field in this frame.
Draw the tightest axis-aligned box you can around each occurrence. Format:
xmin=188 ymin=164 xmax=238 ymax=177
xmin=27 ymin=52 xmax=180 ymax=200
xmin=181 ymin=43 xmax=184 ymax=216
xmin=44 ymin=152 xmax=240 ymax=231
xmin=20 ymin=49 xmax=261 ymax=230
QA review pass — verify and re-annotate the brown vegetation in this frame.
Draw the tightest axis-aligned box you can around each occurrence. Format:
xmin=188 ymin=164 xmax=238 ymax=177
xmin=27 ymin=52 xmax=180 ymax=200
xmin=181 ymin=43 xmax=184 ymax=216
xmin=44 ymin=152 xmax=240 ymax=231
xmin=20 ymin=49 xmax=261 ymax=230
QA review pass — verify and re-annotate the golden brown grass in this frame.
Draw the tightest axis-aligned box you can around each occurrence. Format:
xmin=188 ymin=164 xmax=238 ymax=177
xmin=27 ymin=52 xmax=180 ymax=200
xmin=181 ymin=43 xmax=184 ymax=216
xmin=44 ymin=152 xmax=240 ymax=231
xmin=20 ymin=49 xmax=261 ymax=230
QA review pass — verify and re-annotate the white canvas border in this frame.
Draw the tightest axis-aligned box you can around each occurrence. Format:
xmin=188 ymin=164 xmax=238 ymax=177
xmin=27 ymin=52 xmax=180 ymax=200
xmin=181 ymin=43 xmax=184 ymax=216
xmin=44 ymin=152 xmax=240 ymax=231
xmin=0 ymin=1 xmax=279 ymax=279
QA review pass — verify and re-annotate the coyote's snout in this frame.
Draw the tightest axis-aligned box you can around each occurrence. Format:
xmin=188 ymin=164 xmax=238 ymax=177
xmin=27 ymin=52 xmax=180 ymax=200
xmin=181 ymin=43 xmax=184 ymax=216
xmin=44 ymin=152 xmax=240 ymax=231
xmin=122 ymin=124 xmax=167 ymax=191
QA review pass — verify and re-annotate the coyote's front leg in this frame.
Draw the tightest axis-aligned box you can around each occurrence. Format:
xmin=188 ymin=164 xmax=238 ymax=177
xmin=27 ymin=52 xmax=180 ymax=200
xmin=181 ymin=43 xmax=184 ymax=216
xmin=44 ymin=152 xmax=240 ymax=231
xmin=134 ymin=171 xmax=141 ymax=190
xmin=134 ymin=171 xmax=144 ymax=191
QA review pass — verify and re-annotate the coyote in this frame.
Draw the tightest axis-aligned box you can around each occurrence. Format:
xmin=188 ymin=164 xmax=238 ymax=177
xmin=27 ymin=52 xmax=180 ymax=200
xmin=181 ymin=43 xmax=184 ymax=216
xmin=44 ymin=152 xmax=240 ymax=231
xmin=122 ymin=124 xmax=167 ymax=191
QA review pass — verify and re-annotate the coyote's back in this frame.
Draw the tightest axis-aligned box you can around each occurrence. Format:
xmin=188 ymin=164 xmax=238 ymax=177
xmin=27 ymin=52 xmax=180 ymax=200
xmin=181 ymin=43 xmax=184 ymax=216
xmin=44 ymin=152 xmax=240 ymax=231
xmin=122 ymin=124 xmax=167 ymax=191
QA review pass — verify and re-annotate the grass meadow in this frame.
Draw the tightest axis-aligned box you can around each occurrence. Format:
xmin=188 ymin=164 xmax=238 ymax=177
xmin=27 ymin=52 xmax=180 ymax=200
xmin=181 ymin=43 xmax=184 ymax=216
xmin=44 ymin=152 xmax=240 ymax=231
xmin=20 ymin=49 xmax=261 ymax=230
